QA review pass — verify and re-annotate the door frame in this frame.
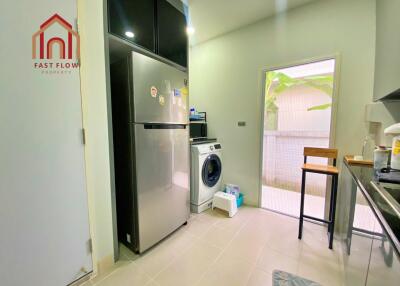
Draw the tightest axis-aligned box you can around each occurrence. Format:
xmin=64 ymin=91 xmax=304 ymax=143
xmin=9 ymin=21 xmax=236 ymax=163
xmin=258 ymin=55 xmax=341 ymax=216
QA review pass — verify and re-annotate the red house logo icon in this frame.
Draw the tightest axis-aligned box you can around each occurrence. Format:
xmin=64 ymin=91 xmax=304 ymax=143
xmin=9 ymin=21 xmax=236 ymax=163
xmin=32 ymin=14 xmax=80 ymax=60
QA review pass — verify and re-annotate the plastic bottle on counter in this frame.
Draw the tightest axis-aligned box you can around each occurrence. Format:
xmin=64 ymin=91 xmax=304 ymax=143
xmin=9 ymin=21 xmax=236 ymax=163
xmin=362 ymin=135 xmax=375 ymax=161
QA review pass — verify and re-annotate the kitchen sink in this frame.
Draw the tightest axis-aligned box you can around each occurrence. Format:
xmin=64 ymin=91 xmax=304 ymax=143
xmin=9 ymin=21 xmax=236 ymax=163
xmin=384 ymin=185 xmax=400 ymax=205
xmin=371 ymin=181 xmax=400 ymax=219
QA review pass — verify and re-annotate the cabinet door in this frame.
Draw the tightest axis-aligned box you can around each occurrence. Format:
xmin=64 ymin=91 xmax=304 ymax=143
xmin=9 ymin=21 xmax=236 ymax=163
xmin=1 ymin=1 xmax=92 ymax=285
xmin=108 ymin=0 xmax=155 ymax=52
xmin=366 ymin=225 xmax=400 ymax=285
xmin=343 ymin=178 xmax=376 ymax=286
xmin=157 ymin=0 xmax=188 ymax=67
xmin=373 ymin=0 xmax=400 ymax=100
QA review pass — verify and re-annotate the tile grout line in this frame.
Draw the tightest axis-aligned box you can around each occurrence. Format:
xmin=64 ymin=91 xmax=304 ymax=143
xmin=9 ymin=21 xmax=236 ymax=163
xmin=150 ymin=216 xmax=219 ymax=283
xmin=244 ymin=214 xmax=284 ymax=286
xmin=150 ymin=229 xmax=205 ymax=281
xmin=192 ymin=211 xmax=256 ymax=286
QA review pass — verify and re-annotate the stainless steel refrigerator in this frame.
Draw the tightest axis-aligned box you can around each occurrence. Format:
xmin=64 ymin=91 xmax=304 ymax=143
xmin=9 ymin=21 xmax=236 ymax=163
xmin=111 ymin=51 xmax=190 ymax=253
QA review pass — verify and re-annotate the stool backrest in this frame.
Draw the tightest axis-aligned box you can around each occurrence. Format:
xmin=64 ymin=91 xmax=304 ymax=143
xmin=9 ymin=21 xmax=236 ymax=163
xmin=304 ymin=147 xmax=338 ymax=159
xmin=303 ymin=147 xmax=338 ymax=166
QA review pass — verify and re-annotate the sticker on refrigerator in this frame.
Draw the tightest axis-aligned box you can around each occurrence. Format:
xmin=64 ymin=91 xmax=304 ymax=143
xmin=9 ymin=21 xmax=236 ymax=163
xmin=173 ymin=89 xmax=181 ymax=97
xmin=150 ymin=86 xmax=158 ymax=98
xmin=159 ymin=95 xmax=165 ymax=106
xmin=181 ymin=87 xmax=188 ymax=96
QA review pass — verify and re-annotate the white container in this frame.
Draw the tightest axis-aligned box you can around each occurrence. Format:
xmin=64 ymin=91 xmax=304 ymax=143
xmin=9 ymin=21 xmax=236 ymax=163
xmin=384 ymin=123 xmax=400 ymax=170
xmin=391 ymin=135 xmax=400 ymax=170
xmin=225 ymin=184 xmax=240 ymax=198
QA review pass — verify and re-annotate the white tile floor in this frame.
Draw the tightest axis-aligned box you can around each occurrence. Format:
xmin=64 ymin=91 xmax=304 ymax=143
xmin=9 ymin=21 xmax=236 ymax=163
xmin=262 ymin=185 xmax=325 ymax=218
xmin=83 ymin=207 xmax=344 ymax=286
xmin=262 ymin=185 xmax=379 ymax=232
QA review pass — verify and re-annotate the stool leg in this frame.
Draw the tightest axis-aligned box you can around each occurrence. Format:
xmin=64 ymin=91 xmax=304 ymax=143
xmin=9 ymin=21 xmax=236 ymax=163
xmin=298 ymin=170 xmax=306 ymax=240
xmin=328 ymin=175 xmax=335 ymax=234
xmin=329 ymin=174 xmax=338 ymax=249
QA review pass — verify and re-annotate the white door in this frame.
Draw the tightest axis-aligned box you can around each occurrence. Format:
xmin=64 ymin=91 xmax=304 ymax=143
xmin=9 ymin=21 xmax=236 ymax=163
xmin=0 ymin=1 xmax=92 ymax=285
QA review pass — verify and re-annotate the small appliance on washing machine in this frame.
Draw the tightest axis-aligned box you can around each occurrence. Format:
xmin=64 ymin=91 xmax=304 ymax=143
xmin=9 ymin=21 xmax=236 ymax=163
xmin=191 ymin=142 xmax=223 ymax=213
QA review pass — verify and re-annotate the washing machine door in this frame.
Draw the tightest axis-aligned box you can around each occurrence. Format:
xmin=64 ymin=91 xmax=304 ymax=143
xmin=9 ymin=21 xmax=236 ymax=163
xmin=202 ymin=154 xmax=222 ymax=187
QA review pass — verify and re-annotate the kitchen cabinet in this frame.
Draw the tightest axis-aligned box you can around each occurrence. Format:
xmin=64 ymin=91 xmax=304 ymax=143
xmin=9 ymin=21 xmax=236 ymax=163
xmin=108 ymin=0 xmax=156 ymax=52
xmin=342 ymin=161 xmax=400 ymax=285
xmin=373 ymin=0 xmax=400 ymax=101
xmin=107 ymin=0 xmax=188 ymax=68
xmin=342 ymin=165 xmax=376 ymax=286
xmin=157 ymin=0 xmax=188 ymax=67
xmin=366 ymin=223 xmax=400 ymax=285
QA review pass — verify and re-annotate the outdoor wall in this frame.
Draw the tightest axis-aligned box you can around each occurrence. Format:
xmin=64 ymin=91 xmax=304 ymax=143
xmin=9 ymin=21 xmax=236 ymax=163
xmin=276 ymin=85 xmax=332 ymax=132
xmin=263 ymin=85 xmax=331 ymax=196
xmin=263 ymin=130 xmax=329 ymax=195
xmin=78 ymin=0 xmax=115 ymax=272
xmin=189 ymin=0 xmax=376 ymax=206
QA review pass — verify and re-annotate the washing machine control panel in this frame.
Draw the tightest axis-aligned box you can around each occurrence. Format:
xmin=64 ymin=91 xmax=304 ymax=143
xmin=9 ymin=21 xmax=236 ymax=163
xmin=194 ymin=143 xmax=222 ymax=155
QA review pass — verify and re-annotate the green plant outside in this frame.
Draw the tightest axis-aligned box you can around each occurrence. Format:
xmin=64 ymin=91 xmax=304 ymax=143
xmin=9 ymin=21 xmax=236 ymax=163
xmin=265 ymin=71 xmax=334 ymax=112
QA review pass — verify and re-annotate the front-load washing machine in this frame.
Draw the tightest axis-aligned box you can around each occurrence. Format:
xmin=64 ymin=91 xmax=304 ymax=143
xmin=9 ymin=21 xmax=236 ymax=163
xmin=190 ymin=142 xmax=223 ymax=213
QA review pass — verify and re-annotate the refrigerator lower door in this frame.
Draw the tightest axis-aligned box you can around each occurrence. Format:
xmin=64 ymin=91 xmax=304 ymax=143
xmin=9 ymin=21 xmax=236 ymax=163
xmin=133 ymin=123 xmax=190 ymax=252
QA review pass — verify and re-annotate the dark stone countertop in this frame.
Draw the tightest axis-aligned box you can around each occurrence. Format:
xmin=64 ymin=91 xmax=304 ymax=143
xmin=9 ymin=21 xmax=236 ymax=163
xmin=344 ymin=159 xmax=400 ymax=255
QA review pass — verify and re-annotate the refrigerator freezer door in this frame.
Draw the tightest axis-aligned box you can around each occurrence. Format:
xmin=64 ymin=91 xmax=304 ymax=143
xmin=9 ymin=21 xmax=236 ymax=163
xmin=133 ymin=124 xmax=190 ymax=252
xmin=130 ymin=52 xmax=188 ymax=124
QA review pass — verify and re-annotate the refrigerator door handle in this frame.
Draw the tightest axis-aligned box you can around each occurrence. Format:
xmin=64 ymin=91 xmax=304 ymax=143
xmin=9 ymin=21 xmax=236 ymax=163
xmin=143 ymin=123 xmax=187 ymax=130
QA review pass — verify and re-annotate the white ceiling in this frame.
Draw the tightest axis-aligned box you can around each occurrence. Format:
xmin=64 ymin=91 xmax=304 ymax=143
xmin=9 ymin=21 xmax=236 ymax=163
xmin=185 ymin=0 xmax=318 ymax=45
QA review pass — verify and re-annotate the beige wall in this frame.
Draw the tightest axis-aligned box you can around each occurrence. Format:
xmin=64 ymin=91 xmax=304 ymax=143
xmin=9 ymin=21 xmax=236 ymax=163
xmin=189 ymin=0 xmax=376 ymax=206
xmin=78 ymin=0 xmax=115 ymax=272
xmin=366 ymin=101 xmax=400 ymax=146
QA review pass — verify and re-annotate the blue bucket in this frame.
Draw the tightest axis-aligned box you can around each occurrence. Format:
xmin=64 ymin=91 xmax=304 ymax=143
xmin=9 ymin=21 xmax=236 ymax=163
xmin=236 ymin=193 xmax=244 ymax=207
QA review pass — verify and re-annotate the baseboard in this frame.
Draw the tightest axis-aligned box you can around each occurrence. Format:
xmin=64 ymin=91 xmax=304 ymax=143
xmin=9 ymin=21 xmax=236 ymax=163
xmin=85 ymin=254 xmax=116 ymax=285
xmin=96 ymin=254 xmax=115 ymax=275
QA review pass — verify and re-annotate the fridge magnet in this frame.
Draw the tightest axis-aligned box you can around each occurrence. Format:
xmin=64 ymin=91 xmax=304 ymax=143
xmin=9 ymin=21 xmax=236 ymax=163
xmin=159 ymin=95 xmax=165 ymax=106
xmin=150 ymin=86 xmax=158 ymax=98
xmin=180 ymin=86 xmax=188 ymax=96
xmin=174 ymin=88 xmax=181 ymax=97
xmin=181 ymin=87 xmax=189 ymax=103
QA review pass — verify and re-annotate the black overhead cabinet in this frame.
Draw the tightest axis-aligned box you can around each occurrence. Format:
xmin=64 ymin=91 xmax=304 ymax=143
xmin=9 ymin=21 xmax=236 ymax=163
xmin=157 ymin=0 xmax=187 ymax=67
xmin=107 ymin=0 xmax=187 ymax=68
xmin=108 ymin=0 xmax=156 ymax=52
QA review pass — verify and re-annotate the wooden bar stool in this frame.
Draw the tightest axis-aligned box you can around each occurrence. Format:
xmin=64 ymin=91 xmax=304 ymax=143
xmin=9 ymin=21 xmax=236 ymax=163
xmin=298 ymin=147 xmax=339 ymax=249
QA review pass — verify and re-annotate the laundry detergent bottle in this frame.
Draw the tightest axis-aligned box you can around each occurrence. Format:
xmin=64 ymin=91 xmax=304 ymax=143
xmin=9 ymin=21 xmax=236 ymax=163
xmin=384 ymin=123 xmax=400 ymax=170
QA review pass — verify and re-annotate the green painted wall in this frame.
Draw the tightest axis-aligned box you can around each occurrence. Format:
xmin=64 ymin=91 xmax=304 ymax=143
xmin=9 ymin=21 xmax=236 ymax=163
xmin=189 ymin=0 xmax=376 ymax=206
